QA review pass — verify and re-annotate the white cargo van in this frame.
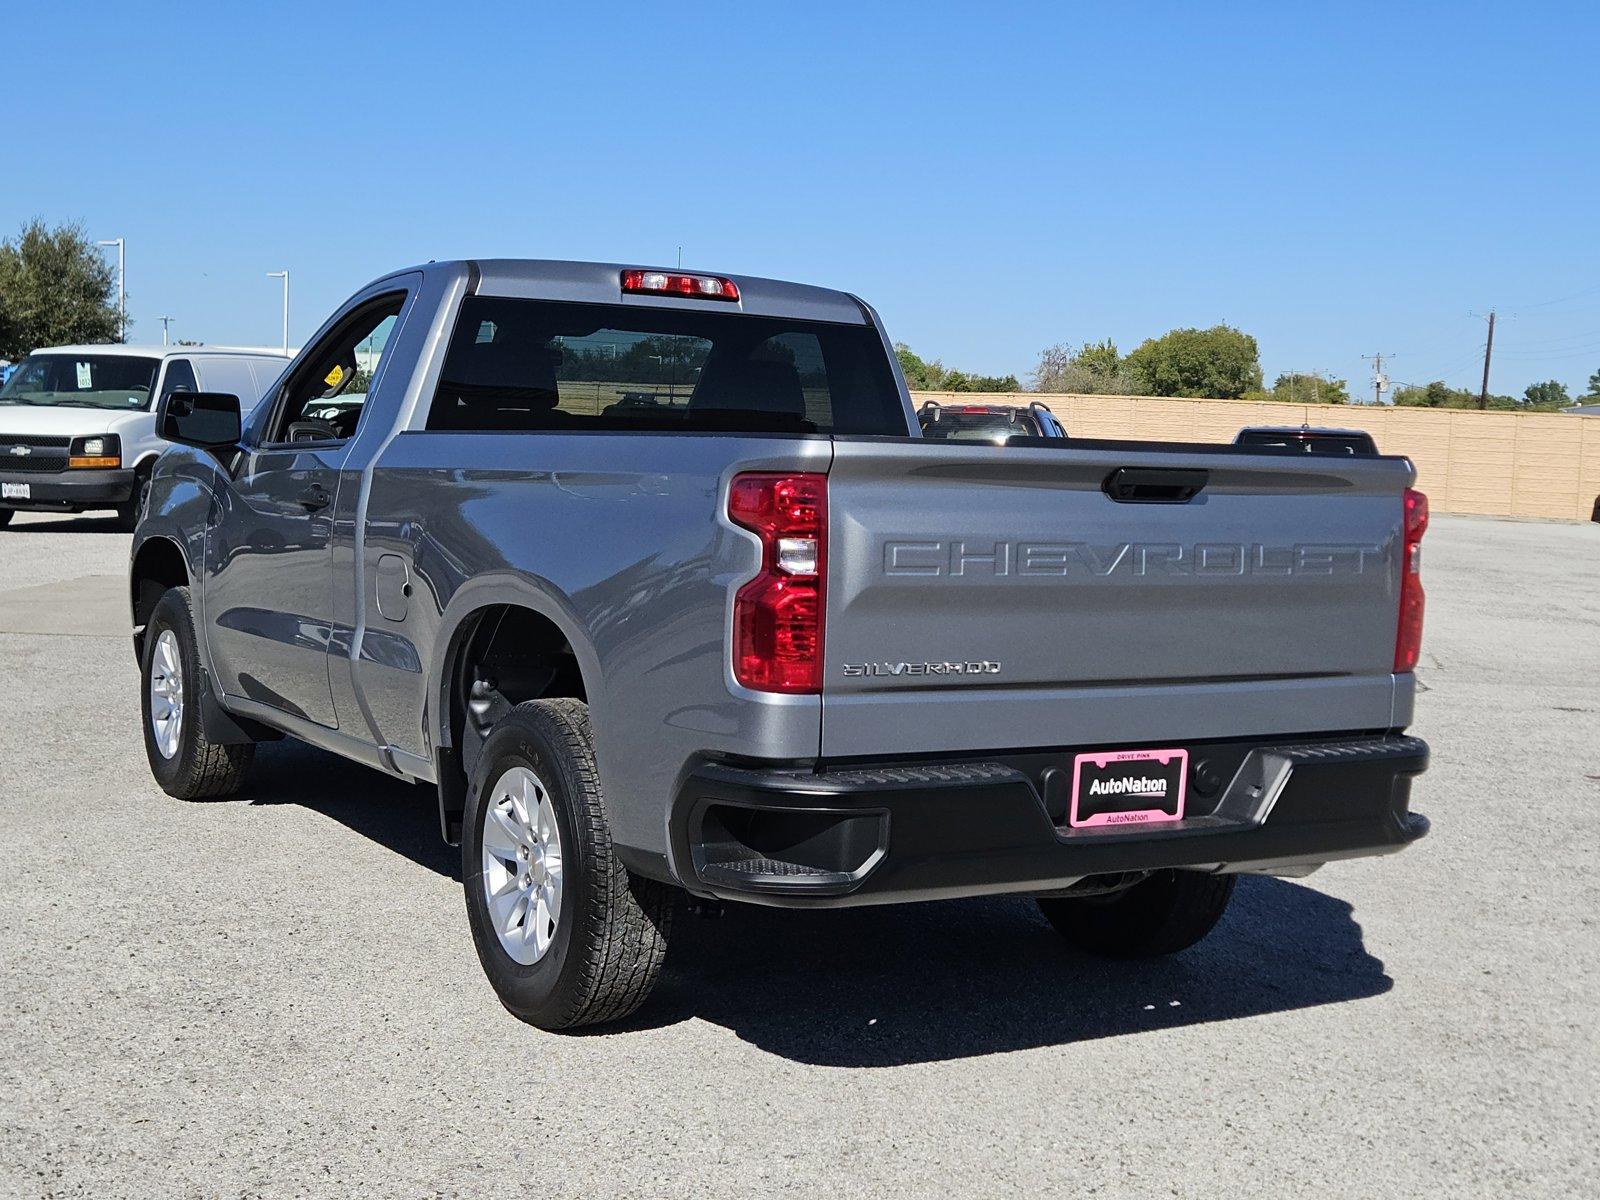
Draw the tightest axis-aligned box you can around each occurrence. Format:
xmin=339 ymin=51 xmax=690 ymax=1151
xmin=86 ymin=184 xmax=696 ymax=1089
xmin=0 ymin=344 xmax=289 ymax=529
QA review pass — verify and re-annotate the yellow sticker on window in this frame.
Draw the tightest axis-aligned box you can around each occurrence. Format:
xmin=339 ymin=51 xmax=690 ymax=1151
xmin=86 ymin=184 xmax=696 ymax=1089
xmin=324 ymin=364 xmax=345 ymax=388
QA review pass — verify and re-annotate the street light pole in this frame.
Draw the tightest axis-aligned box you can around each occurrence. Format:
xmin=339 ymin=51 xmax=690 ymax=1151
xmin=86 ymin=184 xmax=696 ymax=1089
xmin=158 ymin=316 xmax=174 ymax=345
xmin=266 ymin=271 xmax=289 ymax=355
xmin=97 ymin=238 xmax=125 ymax=341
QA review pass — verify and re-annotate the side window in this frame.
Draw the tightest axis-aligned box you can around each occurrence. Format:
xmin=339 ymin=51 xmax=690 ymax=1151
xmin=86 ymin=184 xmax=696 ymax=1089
xmin=158 ymin=359 xmax=198 ymax=401
xmin=264 ymin=294 xmax=404 ymax=445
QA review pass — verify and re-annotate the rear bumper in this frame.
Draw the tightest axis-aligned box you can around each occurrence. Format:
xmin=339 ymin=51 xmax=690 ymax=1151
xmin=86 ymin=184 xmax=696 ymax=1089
xmin=0 ymin=468 xmax=136 ymax=510
xmin=670 ymin=734 xmax=1429 ymax=907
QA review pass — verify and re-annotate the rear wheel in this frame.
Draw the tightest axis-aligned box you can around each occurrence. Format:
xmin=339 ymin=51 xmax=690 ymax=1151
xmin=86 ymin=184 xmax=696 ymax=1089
xmin=1038 ymin=870 xmax=1236 ymax=958
xmin=463 ymin=699 xmax=673 ymax=1030
xmin=140 ymin=586 xmax=254 ymax=799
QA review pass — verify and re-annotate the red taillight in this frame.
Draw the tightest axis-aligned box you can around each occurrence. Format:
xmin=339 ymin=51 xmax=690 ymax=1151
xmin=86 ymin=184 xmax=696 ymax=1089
xmin=621 ymin=269 xmax=740 ymax=302
xmin=1394 ymin=487 xmax=1428 ymax=672
xmin=728 ymin=472 xmax=826 ymax=693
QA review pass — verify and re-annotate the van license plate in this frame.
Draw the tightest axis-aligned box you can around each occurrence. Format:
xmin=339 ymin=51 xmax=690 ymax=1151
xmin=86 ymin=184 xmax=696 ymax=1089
xmin=2 ymin=483 xmax=29 ymax=500
xmin=1069 ymin=748 xmax=1188 ymax=828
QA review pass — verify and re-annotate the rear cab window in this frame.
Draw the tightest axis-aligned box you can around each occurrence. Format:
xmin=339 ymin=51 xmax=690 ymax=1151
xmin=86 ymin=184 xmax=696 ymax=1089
xmin=1235 ymin=430 xmax=1378 ymax=456
xmin=920 ymin=406 xmax=1038 ymax=442
xmin=426 ymin=298 xmax=907 ymax=435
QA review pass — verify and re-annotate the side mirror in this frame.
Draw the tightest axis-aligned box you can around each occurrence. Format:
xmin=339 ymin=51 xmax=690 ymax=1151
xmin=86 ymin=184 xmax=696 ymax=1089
xmin=158 ymin=391 xmax=241 ymax=449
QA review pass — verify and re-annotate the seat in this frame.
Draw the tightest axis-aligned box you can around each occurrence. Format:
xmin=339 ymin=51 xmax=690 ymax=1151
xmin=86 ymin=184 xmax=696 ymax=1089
xmin=689 ymin=358 xmax=807 ymax=421
xmin=437 ymin=337 xmax=564 ymax=430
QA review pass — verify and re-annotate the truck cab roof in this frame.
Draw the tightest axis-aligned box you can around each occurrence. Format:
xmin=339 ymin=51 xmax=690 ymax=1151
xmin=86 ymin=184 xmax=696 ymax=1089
xmin=383 ymin=259 xmax=874 ymax=327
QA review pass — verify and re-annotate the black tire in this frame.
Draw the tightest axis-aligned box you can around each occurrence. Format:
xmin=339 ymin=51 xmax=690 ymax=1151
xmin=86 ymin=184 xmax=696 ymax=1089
xmin=140 ymin=586 xmax=254 ymax=799
xmin=115 ymin=465 xmax=152 ymax=532
xmin=463 ymin=699 xmax=673 ymax=1031
xmin=0 ymin=509 xmax=12 ymax=529
xmin=1038 ymin=870 xmax=1237 ymax=959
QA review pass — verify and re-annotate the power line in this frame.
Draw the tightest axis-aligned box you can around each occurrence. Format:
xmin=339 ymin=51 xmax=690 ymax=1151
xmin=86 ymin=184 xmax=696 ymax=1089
xmin=1512 ymin=281 xmax=1600 ymax=313
xmin=1490 ymin=325 xmax=1600 ymax=349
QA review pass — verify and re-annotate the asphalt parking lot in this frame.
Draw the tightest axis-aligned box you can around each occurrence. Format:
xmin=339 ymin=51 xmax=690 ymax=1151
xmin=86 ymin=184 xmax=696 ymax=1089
xmin=1 ymin=509 xmax=1596 ymax=1199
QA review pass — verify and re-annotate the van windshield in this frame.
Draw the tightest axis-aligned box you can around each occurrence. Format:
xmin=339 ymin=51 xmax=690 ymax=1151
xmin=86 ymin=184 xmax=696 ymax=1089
xmin=0 ymin=354 xmax=161 ymax=410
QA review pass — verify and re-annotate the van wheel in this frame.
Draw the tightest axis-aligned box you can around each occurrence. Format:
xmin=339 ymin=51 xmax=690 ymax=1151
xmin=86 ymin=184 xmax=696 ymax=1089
xmin=116 ymin=465 xmax=152 ymax=532
xmin=463 ymin=699 xmax=673 ymax=1031
xmin=1038 ymin=870 xmax=1236 ymax=958
xmin=140 ymin=586 xmax=254 ymax=799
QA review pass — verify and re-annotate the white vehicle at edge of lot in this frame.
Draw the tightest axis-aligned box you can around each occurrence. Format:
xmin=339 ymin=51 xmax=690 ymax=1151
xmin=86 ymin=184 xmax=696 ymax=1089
xmin=0 ymin=344 xmax=290 ymax=530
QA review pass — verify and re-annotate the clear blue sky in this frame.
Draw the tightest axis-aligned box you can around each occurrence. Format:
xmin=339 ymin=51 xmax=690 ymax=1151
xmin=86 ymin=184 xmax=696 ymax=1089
xmin=9 ymin=0 xmax=1599 ymax=398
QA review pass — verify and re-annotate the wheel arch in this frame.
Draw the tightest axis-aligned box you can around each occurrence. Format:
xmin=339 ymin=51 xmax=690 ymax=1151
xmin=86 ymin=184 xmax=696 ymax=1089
xmin=428 ymin=574 xmax=603 ymax=844
xmin=129 ymin=534 xmax=191 ymax=659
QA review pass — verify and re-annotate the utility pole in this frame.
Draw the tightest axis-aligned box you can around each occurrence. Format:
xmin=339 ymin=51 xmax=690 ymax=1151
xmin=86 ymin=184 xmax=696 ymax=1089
xmin=266 ymin=271 xmax=290 ymax=355
xmin=97 ymin=238 xmax=125 ymax=341
xmin=158 ymin=316 xmax=173 ymax=345
xmin=1478 ymin=310 xmax=1496 ymax=409
xmin=1362 ymin=354 xmax=1391 ymax=405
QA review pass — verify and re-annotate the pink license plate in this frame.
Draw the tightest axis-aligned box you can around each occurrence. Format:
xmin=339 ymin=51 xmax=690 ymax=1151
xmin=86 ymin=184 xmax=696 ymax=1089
xmin=1069 ymin=748 xmax=1188 ymax=828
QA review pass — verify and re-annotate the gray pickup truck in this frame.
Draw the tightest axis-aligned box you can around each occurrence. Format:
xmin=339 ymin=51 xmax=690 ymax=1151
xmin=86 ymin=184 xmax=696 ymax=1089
xmin=129 ymin=260 xmax=1430 ymax=1030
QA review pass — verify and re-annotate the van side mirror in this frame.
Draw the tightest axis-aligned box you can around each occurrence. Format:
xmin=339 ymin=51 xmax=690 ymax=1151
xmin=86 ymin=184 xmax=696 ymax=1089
xmin=158 ymin=391 xmax=241 ymax=449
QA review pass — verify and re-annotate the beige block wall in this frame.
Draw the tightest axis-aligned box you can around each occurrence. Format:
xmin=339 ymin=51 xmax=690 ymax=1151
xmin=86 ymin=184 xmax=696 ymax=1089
xmin=911 ymin=392 xmax=1600 ymax=522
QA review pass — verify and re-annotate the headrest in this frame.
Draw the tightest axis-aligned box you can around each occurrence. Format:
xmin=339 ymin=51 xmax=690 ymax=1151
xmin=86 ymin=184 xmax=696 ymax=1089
xmin=690 ymin=357 xmax=805 ymax=418
xmin=460 ymin=338 xmax=561 ymax=410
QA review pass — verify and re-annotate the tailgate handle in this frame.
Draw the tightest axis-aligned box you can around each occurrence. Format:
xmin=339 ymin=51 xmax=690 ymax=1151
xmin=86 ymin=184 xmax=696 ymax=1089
xmin=1102 ymin=467 xmax=1209 ymax=504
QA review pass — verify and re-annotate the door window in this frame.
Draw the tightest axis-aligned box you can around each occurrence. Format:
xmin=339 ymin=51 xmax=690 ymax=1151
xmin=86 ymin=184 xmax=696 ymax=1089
xmin=263 ymin=295 xmax=404 ymax=445
xmin=158 ymin=358 xmax=198 ymax=401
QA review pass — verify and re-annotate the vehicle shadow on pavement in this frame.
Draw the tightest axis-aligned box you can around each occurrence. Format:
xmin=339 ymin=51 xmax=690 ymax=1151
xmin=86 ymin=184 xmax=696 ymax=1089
xmin=2 ymin=515 xmax=127 ymax=533
xmin=246 ymin=739 xmax=457 ymax=877
xmin=645 ymin=879 xmax=1392 ymax=1065
xmin=243 ymin=739 xmax=1392 ymax=1066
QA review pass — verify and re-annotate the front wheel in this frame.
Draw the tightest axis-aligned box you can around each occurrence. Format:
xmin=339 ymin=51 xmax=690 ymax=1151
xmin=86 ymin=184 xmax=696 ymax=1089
xmin=1038 ymin=870 xmax=1236 ymax=959
xmin=115 ymin=465 xmax=152 ymax=532
xmin=463 ymin=699 xmax=673 ymax=1031
xmin=140 ymin=586 xmax=254 ymax=799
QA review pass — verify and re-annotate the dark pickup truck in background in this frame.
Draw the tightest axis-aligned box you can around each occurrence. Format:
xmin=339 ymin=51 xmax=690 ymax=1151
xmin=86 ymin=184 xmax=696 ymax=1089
xmin=1234 ymin=425 xmax=1380 ymax=455
xmin=129 ymin=260 xmax=1430 ymax=1029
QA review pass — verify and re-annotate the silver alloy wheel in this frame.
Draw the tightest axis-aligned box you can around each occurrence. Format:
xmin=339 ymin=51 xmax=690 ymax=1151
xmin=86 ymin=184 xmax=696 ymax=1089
xmin=480 ymin=765 xmax=565 ymax=965
xmin=148 ymin=629 xmax=184 ymax=760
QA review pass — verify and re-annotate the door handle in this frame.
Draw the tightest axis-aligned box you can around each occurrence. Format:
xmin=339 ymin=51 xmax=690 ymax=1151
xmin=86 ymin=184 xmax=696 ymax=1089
xmin=298 ymin=484 xmax=332 ymax=512
xmin=1101 ymin=467 xmax=1209 ymax=504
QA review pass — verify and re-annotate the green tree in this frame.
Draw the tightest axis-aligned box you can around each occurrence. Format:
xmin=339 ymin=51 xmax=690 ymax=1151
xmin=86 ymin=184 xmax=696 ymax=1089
xmin=0 ymin=219 xmax=122 ymax=359
xmin=1522 ymin=380 xmax=1570 ymax=409
xmin=1123 ymin=325 xmax=1262 ymax=399
xmin=1393 ymin=380 xmax=1463 ymax=408
xmin=1072 ymin=338 xmax=1123 ymax=379
xmin=894 ymin=343 xmax=1018 ymax=392
xmin=894 ymin=342 xmax=943 ymax=389
xmin=1586 ymin=368 xmax=1600 ymax=398
xmin=1392 ymin=380 xmax=1521 ymax=409
xmin=1031 ymin=340 xmax=1148 ymax=395
xmin=1270 ymin=372 xmax=1349 ymax=405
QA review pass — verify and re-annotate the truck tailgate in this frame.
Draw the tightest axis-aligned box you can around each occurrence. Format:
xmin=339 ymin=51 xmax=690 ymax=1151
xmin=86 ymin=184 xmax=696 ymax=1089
xmin=821 ymin=438 xmax=1414 ymax=758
